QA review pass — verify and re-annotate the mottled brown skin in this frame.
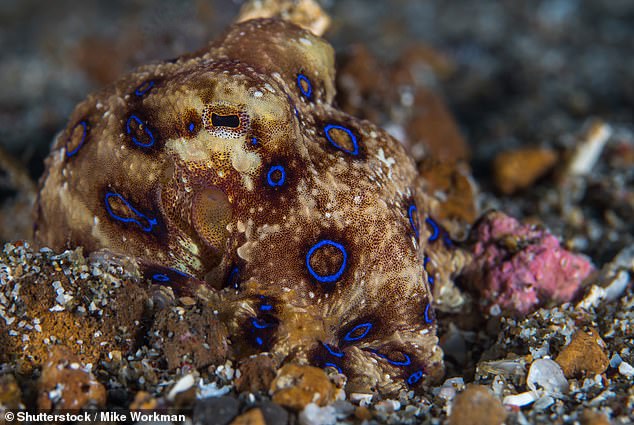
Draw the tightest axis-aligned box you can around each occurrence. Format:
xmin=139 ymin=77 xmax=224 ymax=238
xmin=36 ymin=19 xmax=458 ymax=394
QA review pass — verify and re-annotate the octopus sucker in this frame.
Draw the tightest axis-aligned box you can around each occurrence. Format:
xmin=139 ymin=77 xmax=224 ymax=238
xmin=34 ymin=16 xmax=456 ymax=394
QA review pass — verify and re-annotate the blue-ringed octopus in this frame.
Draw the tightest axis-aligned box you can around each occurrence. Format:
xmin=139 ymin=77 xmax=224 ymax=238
xmin=35 ymin=18 xmax=467 ymax=394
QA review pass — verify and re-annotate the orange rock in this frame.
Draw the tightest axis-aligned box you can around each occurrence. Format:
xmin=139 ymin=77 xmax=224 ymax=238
xmin=448 ymin=385 xmax=507 ymax=425
xmin=406 ymin=88 xmax=470 ymax=163
xmin=230 ymin=408 xmax=266 ymax=425
xmin=37 ymin=346 xmax=106 ymax=410
xmin=129 ymin=391 xmax=158 ymax=410
xmin=418 ymin=159 xmax=478 ymax=228
xmin=493 ymin=147 xmax=558 ymax=195
xmin=354 ymin=406 xmax=373 ymax=421
xmin=270 ymin=364 xmax=337 ymax=411
xmin=556 ymin=328 xmax=609 ymax=378
xmin=580 ymin=409 xmax=611 ymax=425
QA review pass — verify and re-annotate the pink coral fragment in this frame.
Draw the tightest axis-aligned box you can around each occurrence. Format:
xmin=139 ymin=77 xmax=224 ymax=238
xmin=465 ymin=211 xmax=594 ymax=315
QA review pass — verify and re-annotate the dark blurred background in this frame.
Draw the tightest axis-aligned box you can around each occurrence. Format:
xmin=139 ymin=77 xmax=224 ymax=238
xmin=1 ymin=0 xmax=632 ymax=175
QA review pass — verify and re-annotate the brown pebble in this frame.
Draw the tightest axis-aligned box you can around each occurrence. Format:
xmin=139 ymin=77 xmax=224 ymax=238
xmin=448 ymin=385 xmax=507 ymax=425
xmin=37 ymin=346 xmax=106 ymax=410
xmin=129 ymin=391 xmax=158 ymax=410
xmin=230 ymin=408 xmax=266 ymax=425
xmin=493 ymin=147 xmax=557 ymax=194
xmin=580 ymin=409 xmax=611 ymax=425
xmin=270 ymin=364 xmax=337 ymax=411
xmin=354 ymin=406 xmax=373 ymax=421
xmin=556 ymin=328 xmax=609 ymax=378
xmin=418 ymin=159 xmax=477 ymax=227
xmin=0 ymin=374 xmax=22 ymax=409
xmin=236 ymin=354 xmax=280 ymax=394
xmin=406 ymin=88 xmax=470 ymax=163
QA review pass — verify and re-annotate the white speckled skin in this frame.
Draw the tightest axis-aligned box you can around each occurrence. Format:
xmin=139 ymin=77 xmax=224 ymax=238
xmin=36 ymin=19 xmax=455 ymax=394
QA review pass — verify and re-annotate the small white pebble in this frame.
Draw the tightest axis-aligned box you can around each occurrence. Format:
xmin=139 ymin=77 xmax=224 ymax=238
xmin=349 ymin=393 xmax=373 ymax=406
xmin=299 ymin=403 xmax=338 ymax=425
xmin=503 ymin=391 xmax=538 ymax=407
xmin=618 ymin=361 xmax=634 ymax=377
xmin=527 ymin=358 xmax=569 ymax=396
xmin=167 ymin=374 xmax=195 ymax=401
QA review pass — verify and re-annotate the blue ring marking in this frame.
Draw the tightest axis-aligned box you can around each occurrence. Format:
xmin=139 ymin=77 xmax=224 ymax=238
xmin=423 ymin=255 xmax=435 ymax=286
xmin=443 ymin=233 xmax=453 ymax=248
xmin=227 ymin=266 xmax=240 ymax=288
xmin=424 ymin=303 xmax=433 ymax=324
xmin=135 ymin=80 xmax=155 ymax=96
xmin=324 ymin=362 xmax=342 ymax=374
xmin=296 ymin=73 xmax=313 ymax=99
xmin=171 ymin=268 xmax=190 ymax=278
xmin=260 ymin=304 xmax=273 ymax=311
xmin=252 ymin=318 xmax=274 ymax=329
xmin=407 ymin=370 xmax=424 ymax=386
xmin=266 ymin=165 xmax=286 ymax=187
xmin=426 ymin=217 xmax=440 ymax=242
xmin=152 ymin=273 xmax=170 ymax=282
xmin=305 ymin=239 xmax=348 ymax=283
xmin=126 ymin=115 xmax=155 ymax=147
xmin=188 ymin=122 xmax=196 ymax=133
xmin=104 ymin=192 xmax=158 ymax=232
xmin=251 ymin=137 xmax=258 ymax=145
xmin=324 ymin=124 xmax=359 ymax=155
xmin=372 ymin=350 xmax=412 ymax=367
xmin=322 ymin=342 xmax=345 ymax=358
xmin=343 ymin=323 xmax=372 ymax=342
xmin=408 ymin=204 xmax=419 ymax=239
xmin=255 ymin=336 xmax=263 ymax=346
xmin=66 ymin=121 xmax=88 ymax=157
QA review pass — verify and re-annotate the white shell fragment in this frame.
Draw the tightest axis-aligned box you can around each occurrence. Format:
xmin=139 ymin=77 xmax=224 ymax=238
xmin=527 ymin=358 xmax=569 ymax=397
xmin=167 ymin=374 xmax=196 ymax=401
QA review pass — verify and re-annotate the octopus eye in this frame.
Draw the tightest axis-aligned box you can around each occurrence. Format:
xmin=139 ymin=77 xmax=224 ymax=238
xmin=211 ymin=113 xmax=240 ymax=128
xmin=202 ymin=103 xmax=249 ymax=139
